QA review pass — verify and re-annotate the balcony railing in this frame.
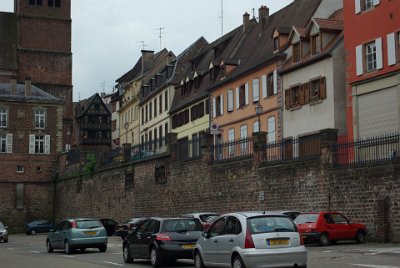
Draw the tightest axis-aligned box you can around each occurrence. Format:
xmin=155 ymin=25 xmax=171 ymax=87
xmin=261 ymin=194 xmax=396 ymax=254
xmin=174 ymin=138 xmax=201 ymax=161
xmin=211 ymin=138 xmax=253 ymax=162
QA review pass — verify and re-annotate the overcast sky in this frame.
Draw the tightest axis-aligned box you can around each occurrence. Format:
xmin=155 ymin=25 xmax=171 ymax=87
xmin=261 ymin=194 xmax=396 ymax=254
xmin=0 ymin=0 xmax=293 ymax=101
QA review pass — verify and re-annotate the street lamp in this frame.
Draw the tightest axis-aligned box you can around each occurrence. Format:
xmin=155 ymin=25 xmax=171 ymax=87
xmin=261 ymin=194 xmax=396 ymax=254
xmin=255 ymin=102 xmax=263 ymax=132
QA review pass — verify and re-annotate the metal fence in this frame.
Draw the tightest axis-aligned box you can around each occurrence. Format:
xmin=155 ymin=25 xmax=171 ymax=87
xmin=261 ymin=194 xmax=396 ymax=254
xmin=174 ymin=138 xmax=202 ymax=161
xmin=260 ymin=134 xmax=321 ymax=164
xmin=334 ymin=133 xmax=400 ymax=167
xmin=211 ymin=138 xmax=253 ymax=161
xmin=130 ymin=136 xmax=168 ymax=162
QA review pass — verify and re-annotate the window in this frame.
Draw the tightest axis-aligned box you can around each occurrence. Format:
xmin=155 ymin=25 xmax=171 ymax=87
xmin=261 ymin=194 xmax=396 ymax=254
xmin=164 ymin=91 xmax=168 ymax=111
xmin=48 ymin=0 xmax=60 ymax=7
xmin=311 ymin=34 xmax=321 ymax=55
xmin=224 ymin=216 xmax=242 ymax=235
xmin=141 ymin=107 xmax=144 ymax=125
xmin=0 ymin=108 xmax=7 ymax=128
xmin=227 ymin=90 xmax=234 ymax=112
xmin=159 ymin=125 xmax=163 ymax=147
xmin=149 ymin=102 xmax=152 ymax=120
xmin=273 ymin=37 xmax=280 ymax=51
xmin=159 ymin=94 xmax=163 ymax=114
xmin=228 ymin=128 xmax=235 ymax=155
xmin=237 ymin=84 xmax=247 ymax=108
xmin=29 ymin=134 xmax=50 ymax=155
xmin=362 ymin=0 xmax=374 ymax=11
xmin=35 ymin=135 xmax=45 ymax=154
xmin=16 ymin=183 xmax=24 ymax=209
xmin=252 ymin=78 xmax=260 ymax=102
xmin=154 ymin=98 xmax=157 ymax=117
xmin=293 ymin=42 xmax=301 ymax=63
xmin=29 ymin=0 xmax=42 ymax=5
xmin=240 ymin=125 xmax=248 ymax=153
xmin=213 ymin=95 xmax=223 ymax=117
xmin=267 ymin=73 xmax=274 ymax=97
xmin=289 ymin=85 xmax=300 ymax=108
xmin=253 ymin=121 xmax=260 ymax=133
xmin=267 ymin=117 xmax=276 ymax=143
xmin=17 ymin=166 xmax=24 ymax=173
xmin=145 ymin=104 xmax=148 ymax=122
xmin=310 ymin=77 xmax=326 ymax=101
xmin=0 ymin=134 xmax=6 ymax=153
xmin=1 ymin=133 xmax=12 ymax=154
xmin=35 ymin=110 xmax=46 ymax=129
xmin=365 ymin=41 xmax=377 ymax=72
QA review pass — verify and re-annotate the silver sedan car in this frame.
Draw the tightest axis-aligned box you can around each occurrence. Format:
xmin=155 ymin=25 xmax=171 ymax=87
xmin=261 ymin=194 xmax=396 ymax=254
xmin=0 ymin=221 xmax=8 ymax=243
xmin=194 ymin=212 xmax=307 ymax=268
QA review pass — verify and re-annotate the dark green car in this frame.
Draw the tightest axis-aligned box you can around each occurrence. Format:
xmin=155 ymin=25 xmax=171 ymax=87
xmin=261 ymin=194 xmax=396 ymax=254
xmin=46 ymin=218 xmax=107 ymax=254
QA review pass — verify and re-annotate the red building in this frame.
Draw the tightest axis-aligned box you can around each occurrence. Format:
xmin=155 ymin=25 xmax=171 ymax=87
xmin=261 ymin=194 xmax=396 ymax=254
xmin=344 ymin=0 xmax=400 ymax=139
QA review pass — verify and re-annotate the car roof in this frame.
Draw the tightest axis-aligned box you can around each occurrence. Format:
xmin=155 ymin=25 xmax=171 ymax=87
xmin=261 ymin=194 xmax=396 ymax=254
xmin=226 ymin=212 xmax=287 ymax=218
xmin=182 ymin=212 xmax=219 ymax=217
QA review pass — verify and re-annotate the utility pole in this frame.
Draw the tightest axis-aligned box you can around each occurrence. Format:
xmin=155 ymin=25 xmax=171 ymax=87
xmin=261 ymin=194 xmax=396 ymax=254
xmin=219 ymin=0 xmax=224 ymax=36
xmin=155 ymin=27 xmax=166 ymax=50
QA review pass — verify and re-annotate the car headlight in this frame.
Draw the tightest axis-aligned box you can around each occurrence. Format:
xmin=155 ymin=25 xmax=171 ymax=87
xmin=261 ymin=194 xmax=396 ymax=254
xmin=4 ymin=230 xmax=7 ymax=234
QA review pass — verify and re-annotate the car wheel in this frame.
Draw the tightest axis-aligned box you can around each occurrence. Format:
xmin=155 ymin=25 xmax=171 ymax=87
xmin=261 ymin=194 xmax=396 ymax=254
xmin=123 ymin=244 xmax=133 ymax=263
xmin=318 ymin=233 xmax=330 ymax=246
xmin=194 ymin=251 xmax=205 ymax=268
xmin=232 ymin=255 xmax=246 ymax=268
xmin=150 ymin=246 xmax=163 ymax=267
xmin=99 ymin=245 xmax=107 ymax=252
xmin=4 ymin=239 xmax=8 ymax=243
xmin=356 ymin=230 xmax=366 ymax=244
xmin=46 ymin=239 xmax=53 ymax=253
xmin=64 ymin=240 xmax=73 ymax=254
xmin=31 ymin=229 xmax=36 ymax=235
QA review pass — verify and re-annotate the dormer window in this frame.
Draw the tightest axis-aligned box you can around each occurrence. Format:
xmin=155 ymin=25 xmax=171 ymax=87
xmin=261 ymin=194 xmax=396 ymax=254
xmin=48 ymin=0 xmax=61 ymax=7
xmin=273 ymin=37 xmax=280 ymax=51
xmin=29 ymin=0 xmax=42 ymax=5
xmin=311 ymin=34 xmax=321 ymax=55
xmin=293 ymin=42 xmax=301 ymax=63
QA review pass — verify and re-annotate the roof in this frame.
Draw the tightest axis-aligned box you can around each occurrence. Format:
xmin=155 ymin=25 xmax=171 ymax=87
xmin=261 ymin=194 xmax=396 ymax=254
xmin=0 ymin=82 xmax=62 ymax=103
xmin=74 ymin=93 xmax=111 ymax=118
xmin=312 ymin=18 xmax=343 ymax=31
xmin=0 ymin=12 xmax=17 ymax=71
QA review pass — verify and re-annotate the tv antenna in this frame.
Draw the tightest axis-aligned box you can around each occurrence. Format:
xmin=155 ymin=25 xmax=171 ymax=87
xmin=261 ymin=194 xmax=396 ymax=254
xmin=155 ymin=27 xmax=166 ymax=50
xmin=218 ymin=0 xmax=224 ymax=36
xmin=138 ymin=41 xmax=147 ymax=50
xmin=252 ymin=8 xmax=256 ymax=19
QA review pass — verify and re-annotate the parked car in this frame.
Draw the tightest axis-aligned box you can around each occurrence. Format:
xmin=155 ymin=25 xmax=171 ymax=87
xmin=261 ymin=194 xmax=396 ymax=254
xmin=99 ymin=218 xmax=118 ymax=236
xmin=46 ymin=218 xmax=107 ymax=254
xmin=194 ymin=212 xmax=307 ymax=268
xmin=123 ymin=217 xmax=203 ymax=266
xmin=241 ymin=210 xmax=301 ymax=221
xmin=181 ymin=212 xmax=220 ymax=230
xmin=294 ymin=212 xmax=367 ymax=246
xmin=116 ymin=217 xmax=148 ymax=239
xmin=203 ymin=215 xmax=220 ymax=231
xmin=25 ymin=220 xmax=55 ymax=235
xmin=0 ymin=221 xmax=8 ymax=243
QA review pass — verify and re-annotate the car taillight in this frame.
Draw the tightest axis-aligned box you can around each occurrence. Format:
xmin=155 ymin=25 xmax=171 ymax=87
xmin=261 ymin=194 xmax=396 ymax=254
xmin=71 ymin=221 xmax=77 ymax=229
xmin=156 ymin=233 xmax=171 ymax=241
xmin=244 ymin=228 xmax=255 ymax=249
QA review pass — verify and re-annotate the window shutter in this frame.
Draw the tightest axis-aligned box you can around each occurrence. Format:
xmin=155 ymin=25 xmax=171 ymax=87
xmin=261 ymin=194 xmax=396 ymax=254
xmin=227 ymin=90 xmax=233 ymax=111
xmin=262 ymin=75 xmax=267 ymax=98
xmin=29 ymin=134 xmax=35 ymax=154
xmin=284 ymin=89 xmax=290 ymax=110
xmin=6 ymin=133 xmax=12 ymax=153
xmin=320 ymin=77 xmax=327 ymax=99
xmin=236 ymin=87 xmax=240 ymax=108
xmin=299 ymin=84 xmax=305 ymax=105
xmin=212 ymin=97 xmax=216 ymax=118
xmin=252 ymin=79 xmax=259 ymax=102
xmin=355 ymin=0 xmax=361 ymax=14
xmin=373 ymin=0 xmax=380 ymax=6
xmin=273 ymin=70 xmax=278 ymax=95
xmin=245 ymin=83 xmax=249 ymax=105
xmin=304 ymin=83 xmax=310 ymax=104
xmin=45 ymin=135 xmax=51 ymax=155
xmin=356 ymin=45 xmax=364 ymax=76
xmin=220 ymin=94 xmax=224 ymax=115
xmin=376 ymin=38 xmax=383 ymax=70
xmin=387 ymin=33 xmax=396 ymax=66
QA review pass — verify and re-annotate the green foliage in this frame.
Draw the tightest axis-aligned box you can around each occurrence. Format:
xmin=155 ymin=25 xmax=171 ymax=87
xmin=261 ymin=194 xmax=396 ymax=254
xmin=83 ymin=153 xmax=98 ymax=176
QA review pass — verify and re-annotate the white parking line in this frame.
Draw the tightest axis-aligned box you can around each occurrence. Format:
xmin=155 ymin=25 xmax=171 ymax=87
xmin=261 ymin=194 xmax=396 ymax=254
xmin=350 ymin=264 xmax=400 ymax=268
xmin=30 ymin=251 xmax=40 ymax=254
xmin=6 ymin=248 xmax=15 ymax=250
xmin=104 ymin=261 xmax=124 ymax=266
xmin=62 ymin=255 xmax=75 ymax=258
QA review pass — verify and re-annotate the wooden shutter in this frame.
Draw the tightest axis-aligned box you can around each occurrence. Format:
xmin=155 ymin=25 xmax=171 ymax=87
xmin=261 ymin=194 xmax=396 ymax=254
xmin=320 ymin=77 xmax=327 ymax=100
xmin=212 ymin=97 xmax=216 ymax=118
xmin=387 ymin=33 xmax=396 ymax=66
xmin=376 ymin=38 xmax=383 ymax=69
xmin=356 ymin=45 xmax=363 ymax=76
xmin=374 ymin=0 xmax=380 ymax=5
xmin=45 ymin=135 xmax=50 ymax=155
xmin=227 ymin=90 xmax=233 ymax=111
xmin=304 ymin=83 xmax=310 ymax=104
xmin=29 ymin=134 xmax=35 ymax=154
xmin=262 ymin=75 xmax=267 ymax=98
xmin=245 ymin=83 xmax=249 ymax=105
xmin=236 ymin=87 xmax=240 ymax=108
xmin=273 ymin=70 xmax=278 ymax=95
xmin=355 ymin=0 xmax=361 ymax=14
xmin=220 ymin=94 xmax=224 ymax=115
xmin=299 ymin=84 xmax=305 ymax=105
xmin=6 ymin=133 xmax=12 ymax=153
xmin=284 ymin=89 xmax=290 ymax=110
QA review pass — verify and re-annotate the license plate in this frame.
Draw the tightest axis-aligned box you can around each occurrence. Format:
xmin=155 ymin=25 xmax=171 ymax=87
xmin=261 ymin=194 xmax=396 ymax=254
xmin=268 ymin=239 xmax=289 ymax=246
xmin=182 ymin=244 xmax=195 ymax=249
xmin=84 ymin=231 xmax=97 ymax=236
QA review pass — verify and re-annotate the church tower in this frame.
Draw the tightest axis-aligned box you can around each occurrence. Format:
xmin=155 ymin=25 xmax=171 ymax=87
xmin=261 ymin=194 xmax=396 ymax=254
xmin=14 ymin=0 xmax=73 ymax=147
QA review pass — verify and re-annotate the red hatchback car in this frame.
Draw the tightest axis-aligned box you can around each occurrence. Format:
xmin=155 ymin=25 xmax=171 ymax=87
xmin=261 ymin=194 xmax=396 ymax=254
xmin=294 ymin=212 xmax=367 ymax=246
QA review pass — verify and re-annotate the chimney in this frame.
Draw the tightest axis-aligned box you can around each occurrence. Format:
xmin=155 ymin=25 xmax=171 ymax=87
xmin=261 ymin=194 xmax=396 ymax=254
xmin=243 ymin=12 xmax=250 ymax=32
xmin=141 ymin=50 xmax=155 ymax=74
xmin=259 ymin=5 xmax=269 ymax=32
xmin=25 ymin=77 xmax=31 ymax=96
xmin=10 ymin=77 xmax=17 ymax=95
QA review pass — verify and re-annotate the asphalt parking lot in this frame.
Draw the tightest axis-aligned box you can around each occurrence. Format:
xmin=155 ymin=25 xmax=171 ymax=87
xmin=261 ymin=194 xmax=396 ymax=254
xmin=0 ymin=234 xmax=399 ymax=268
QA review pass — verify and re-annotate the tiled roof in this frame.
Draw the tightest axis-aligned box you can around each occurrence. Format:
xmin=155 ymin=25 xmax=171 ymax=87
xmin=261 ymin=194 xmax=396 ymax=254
xmin=74 ymin=93 xmax=111 ymax=118
xmin=0 ymin=82 xmax=61 ymax=103
xmin=293 ymin=26 xmax=307 ymax=38
xmin=0 ymin=12 xmax=17 ymax=71
xmin=313 ymin=18 xmax=343 ymax=31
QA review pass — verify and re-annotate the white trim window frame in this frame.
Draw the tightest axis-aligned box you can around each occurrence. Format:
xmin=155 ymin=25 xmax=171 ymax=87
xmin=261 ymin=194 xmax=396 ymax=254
xmin=227 ymin=90 xmax=234 ymax=112
xmin=267 ymin=117 xmax=276 ymax=143
xmin=35 ymin=135 xmax=45 ymax=154
xmin=252 ymin=78 xmax=260 ymax=102
xmin=253 ymin=121 xmax=260 ymax=133
xmin=0 ymin=108 xmax=7 ymax=128
xmin=228 ymin=128 xmax=235 ymax=156
xmin=365 ymin=41 xmax=377 ymax=72
xmin=0 ymin=134 xmax=6 ymax=153
xmin=240 ymin=125 xmax=248 ymax=154
xmin=35 ymin=110 xmax=46 ymax=129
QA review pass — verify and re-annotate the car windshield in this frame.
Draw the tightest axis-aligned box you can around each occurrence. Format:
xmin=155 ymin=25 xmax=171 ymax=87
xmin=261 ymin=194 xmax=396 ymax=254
xmin=294 ymin=214 xmax=318 ymax=224
xmin=248 ymin=216 xmax=296 ymax=234
xmin=0 ymin=222 xmax=5 ymax=229
xmin=76 ymin=220 xmax=102 ymax=229
xmin=205 ymin=215 xmax=220 ymax=223
xmin=162 ymin=219 xmax=203 ymax=232
xmin=199 ymin=214 xmax=218 ymax=222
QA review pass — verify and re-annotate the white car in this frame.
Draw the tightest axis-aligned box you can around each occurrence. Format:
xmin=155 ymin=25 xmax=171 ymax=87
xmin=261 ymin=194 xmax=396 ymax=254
xmin=194 ymin=212 xmax=307 ymax=268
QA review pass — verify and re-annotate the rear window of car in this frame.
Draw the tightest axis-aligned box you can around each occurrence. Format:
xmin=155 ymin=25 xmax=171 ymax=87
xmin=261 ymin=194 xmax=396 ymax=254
xmin=0 ymin=222 xmax=5 ymax=228
xmin=75 ymin=220 xmax=102 ymax=229
xmin=294 ymin=214 xmax=318 ymax=224
xmin=162 ymin=219 xmax=203 ymax=232
xmin=199 ymin=214 xmax=218 ymax=222
xmin=248 ymin=216 xmax=296 ymax=234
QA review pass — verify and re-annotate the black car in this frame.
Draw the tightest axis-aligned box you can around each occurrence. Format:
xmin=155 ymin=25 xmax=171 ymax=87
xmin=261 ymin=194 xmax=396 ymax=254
xmin=99 ymin=218 xmax=118 ymax=236
xmin=25 ymin=220 xmax=55 ymax=235
xmin=122 ymin=217 xmax=203 ymax=267
xmin=116 ymin=217 xmax=148 ymax=239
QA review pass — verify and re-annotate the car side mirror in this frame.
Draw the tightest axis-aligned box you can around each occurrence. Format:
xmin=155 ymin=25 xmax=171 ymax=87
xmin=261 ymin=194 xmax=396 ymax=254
xmin=202 ymin=232 xmax=211 ymax=239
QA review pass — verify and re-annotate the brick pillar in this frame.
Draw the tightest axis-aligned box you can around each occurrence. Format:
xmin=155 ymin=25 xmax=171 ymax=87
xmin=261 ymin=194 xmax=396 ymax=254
xmin=319 ymin=129 xmax=338 ymax=166
xmin=201 ymin=133 xmax=214 ymax=163
xmin=123 ymin=143 xmax=131 ymax=163
xmin=253 ymin=131 xmax=267 ymax=165
xmin=167 ymin=133 xmax=178 ymax=161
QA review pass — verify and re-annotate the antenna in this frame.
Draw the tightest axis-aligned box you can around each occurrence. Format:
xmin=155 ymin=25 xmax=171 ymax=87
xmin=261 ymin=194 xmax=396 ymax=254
xmin=218 ymin=0 xmax=224 ymax=36
xmin=138 ymin=41 xmax=147 ymax=50
xmin=252 ymin=8 xmax=256 ymax=19
xmin=101 ymin=81 xmax=106 ymax=92
xmin=155 ymin=27 xmax=166 ymax=50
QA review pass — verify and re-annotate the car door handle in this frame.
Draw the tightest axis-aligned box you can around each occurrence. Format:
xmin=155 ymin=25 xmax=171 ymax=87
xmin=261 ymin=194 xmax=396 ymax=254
xmin=229 ymin=239 xmax=234 ymax=243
